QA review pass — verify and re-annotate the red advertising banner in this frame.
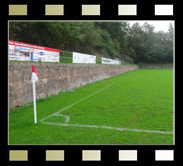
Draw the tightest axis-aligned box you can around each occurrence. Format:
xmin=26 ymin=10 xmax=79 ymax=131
xmin=9 ymin=40 xmax=60 ymax=62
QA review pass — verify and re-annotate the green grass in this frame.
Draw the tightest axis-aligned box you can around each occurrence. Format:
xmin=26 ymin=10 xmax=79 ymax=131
xmin=9 ymin=69 xmax=174 ymax=145
xmin=59 ymin=56 xmax=73 ymax=63
xmin=137 ymin=63 xmax=173 ymax=66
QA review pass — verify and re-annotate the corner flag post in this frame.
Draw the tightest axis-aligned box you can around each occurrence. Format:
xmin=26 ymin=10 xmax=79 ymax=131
xmin=32 ymin=80 xmax=37 ymax=123
xmin=31 ymin=65 xmax=38 ymax=124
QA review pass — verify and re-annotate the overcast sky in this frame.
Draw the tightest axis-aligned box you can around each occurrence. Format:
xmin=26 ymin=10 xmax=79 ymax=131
xmin=126 ymin=20 xmax=174 ymax=32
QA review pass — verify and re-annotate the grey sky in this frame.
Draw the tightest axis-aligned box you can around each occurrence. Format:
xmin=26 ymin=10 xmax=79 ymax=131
xmin=126 ymin=20 xmax=174 ymax=32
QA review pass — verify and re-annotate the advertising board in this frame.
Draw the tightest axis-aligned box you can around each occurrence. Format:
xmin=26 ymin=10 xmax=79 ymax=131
xmin=72 ymin=52 xmax=96 ymax=64
xmin=101 ymin=57 xmax=121 ymax=65
xmin=9 ymin=40 xmax=60 ymax=62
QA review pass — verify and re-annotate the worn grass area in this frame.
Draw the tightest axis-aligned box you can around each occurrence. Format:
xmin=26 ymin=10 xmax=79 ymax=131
xmin=9 ymin=69 xmax=173 ymax=145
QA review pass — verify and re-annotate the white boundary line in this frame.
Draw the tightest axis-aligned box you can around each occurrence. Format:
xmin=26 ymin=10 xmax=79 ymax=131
xmin=42 ymin=122 xmax=173 ymax=134
xmin=40 ymin=70 xmax=173 ymax=135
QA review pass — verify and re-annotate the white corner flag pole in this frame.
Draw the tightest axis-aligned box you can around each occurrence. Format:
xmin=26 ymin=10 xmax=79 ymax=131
xmin=32 ymin=80 xmax=37 ymax=124
xmin=31 ymin=65 xmax=38 ymax=124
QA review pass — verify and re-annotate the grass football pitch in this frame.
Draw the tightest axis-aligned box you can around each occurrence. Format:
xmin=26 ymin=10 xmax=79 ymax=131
xmin=9 ymin=69 xmax=174 ymax=145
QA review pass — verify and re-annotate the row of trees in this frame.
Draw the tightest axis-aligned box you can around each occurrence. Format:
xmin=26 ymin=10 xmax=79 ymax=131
xmin=9 ymin=21 xmax=173 ymax=63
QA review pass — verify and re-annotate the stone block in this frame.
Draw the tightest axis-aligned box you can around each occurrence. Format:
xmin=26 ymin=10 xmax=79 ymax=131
xmin=9 ymin=70 xmax=13 ymax=77
xmin=39 ymin=93 xmax=46 ymax=98
xmin=42 ymin=78 xmax=47 ymax=84
xmin=9 ymin=100 xmax=15 ymax=109
xmin=14 ymin=99 xmax=21 ymax=107
xmin=46 ymin=91 xmax=52 ymax=97
xmin=9 ymin=66 xmax=13 ymax=71
xmin=13 ymin=92 xmax=19 ymax=100
xmin=13 ymin=70 xmax=20 ymax=77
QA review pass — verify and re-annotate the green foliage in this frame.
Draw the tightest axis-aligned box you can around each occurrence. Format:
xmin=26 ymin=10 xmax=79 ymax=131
xmin=9 ymin=21 xmax=174 ymax=64
xmin=121 ymin=55 xmax=134 ymax=63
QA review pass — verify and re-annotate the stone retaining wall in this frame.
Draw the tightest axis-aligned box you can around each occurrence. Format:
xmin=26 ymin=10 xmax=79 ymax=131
xmin=9 ymin=62 xmax=138 ymax=109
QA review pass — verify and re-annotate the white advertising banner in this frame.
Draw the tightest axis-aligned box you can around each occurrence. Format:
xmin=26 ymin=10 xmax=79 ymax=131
xmin=73 ymin=52 xmax=96 ymax=64
xmin=101 ymin=57 xmax=121 ymax=65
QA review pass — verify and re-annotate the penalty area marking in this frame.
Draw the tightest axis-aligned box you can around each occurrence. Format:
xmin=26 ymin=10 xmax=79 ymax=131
xmin=40 ymin=70 xmax=173 ymax=135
